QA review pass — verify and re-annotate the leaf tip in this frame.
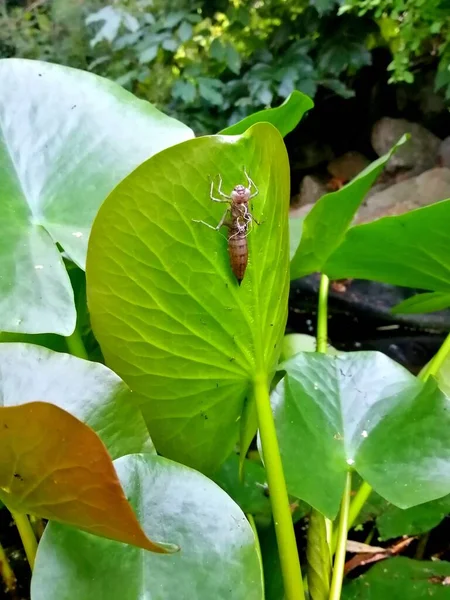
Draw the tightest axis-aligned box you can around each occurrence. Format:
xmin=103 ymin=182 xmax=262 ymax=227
xmin=152 ymin=540 xmax=180 ymax=554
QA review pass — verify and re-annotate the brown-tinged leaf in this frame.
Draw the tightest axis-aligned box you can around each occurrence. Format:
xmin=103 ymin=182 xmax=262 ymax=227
xmin=344 ymin=537 xmax=414 ymax=575
xmin=346 ymin=541 xmax=385 ymax=554
xmin=0 ymin=402 xmax=176 ymax=553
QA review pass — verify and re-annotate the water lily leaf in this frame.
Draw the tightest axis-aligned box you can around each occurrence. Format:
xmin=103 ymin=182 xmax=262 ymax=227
xmin=351 ymin=474 xmax=450 ymax=539
xmin=0 ymin=58 xmax=192 ymax=335
xmin=376 ymin=495 xmax=450 ymax=540
xmin=342 ymin=557 xmax=450 ymax=599
xmin=0 ymin=403 xmax=173 ymax=552
xmin=0 ymin=343 xmax=153 ymax=460
xmin=325 ymin=199 xmax=450 ymax=292
xmin=32 ymin=454 xmax=264 ymax=600
xmin=220 ymin=91 xmax=313 ymax=137
xmin=272 ymin=351 xmax=450 ymax=518
xmin=290 ymin=136 xmax=407 ymax=280
xmin=87 ymin=123 xmax=290 ymax=473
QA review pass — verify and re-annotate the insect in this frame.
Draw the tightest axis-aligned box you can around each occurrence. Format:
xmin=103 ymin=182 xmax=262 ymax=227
xmin=193 ymin=170 xmax=260 ymax=284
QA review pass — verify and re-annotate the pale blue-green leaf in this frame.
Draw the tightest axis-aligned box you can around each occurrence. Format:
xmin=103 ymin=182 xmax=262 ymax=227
xmin=0 ymin=59 xmax=192 ymax=334
xmin=32 ymin=454 xmax=264 ymax=600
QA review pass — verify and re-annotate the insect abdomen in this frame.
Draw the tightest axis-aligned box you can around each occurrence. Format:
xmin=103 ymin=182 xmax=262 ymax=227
xmin=228 ymin=230 xmax=248 ymax=284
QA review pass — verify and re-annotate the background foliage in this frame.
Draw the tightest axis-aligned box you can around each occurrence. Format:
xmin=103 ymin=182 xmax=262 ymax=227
xmin=1 ymin=0 xmax=448 ymax=134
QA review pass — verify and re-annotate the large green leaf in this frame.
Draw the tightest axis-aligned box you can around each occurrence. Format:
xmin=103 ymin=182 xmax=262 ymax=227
xmin=342 ymin=557 xmax=450 ymax=599
xmin=0 ymin=343 xmax=153 ymax=459
xmin=220 ymin=91 xmax=313 ymax=137
xmin=272 ymin=351 xmax=450 ymax=518
xmin=32 ymin=454 xmax=264 ymax=600
xmin=290 ymin=137 xmax=406 ymax=280
xmin=87 ymin=123 xmax=290 ymax=473
xmin=325 ymin=199 xmax=450 ymax=291
xmin=0 ymin=58 xmax=193 ymax=335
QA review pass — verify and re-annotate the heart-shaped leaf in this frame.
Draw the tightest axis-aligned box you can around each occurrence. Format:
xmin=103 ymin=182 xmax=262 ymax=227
xmin=392 ymin=292 xmax=450 ymax=314
xmin=87 ymin=123 xmax=290 ymax=473
xmin=0 ymin=403 xmax=173 ymax=552
xmin=32 ymin=454 xmax=264 ymax=600
xmin=349 ymin=480 xmax=450 ymax=540
xmin=272 ymin=351 xmax=450 ymax=518
xmin=376 ymin=494 xmax=450 ymax=540
xmin=220 ymin=90 xmax=313 ymax=137
xmin=0 ymin=58 xmax=193 ymax=335
xmin=342 ymin=557 xmax=450 ymax=599
xmin=290 ymin=137 xmax=406 ymax=280
xmin=325 ymin=199 xmax=450 ymax=292
xmin=0 ymin=343 xmax=153 ymax=459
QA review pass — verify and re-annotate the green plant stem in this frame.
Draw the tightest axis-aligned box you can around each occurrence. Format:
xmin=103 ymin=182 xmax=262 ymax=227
xmin=317 ymin=275 xmax=330 ymax=353
xmin=30 ymin=515 xmax=45 ymax=540
xmin=329 ymin=471 xmax=351 ymax=600
xmin=345 ymin=332 xmax=450 ymax=543
xmin=254 ymin=375 xmax=305 ymax=600
xmin=420 ymin=331 xmax=450 ymax=382
xmin=347 ymin=480 xmax=372 ymax=531
xmin=306 ymin=273 xmax=332 ymax=600
xmin=307 ymin=509 xmax=331 ymax=600
xmin=332 ymin=479 xmax=372 ymax=553
xmin=0 ymin=539 xmax=16 ymax=591
xmin=10 ymin=510 xmax=38 ymax=570
xmin=316 ymin=274 xmax=333 ymax=551
xmin=65 ymin=325 xmax=88 ymax=359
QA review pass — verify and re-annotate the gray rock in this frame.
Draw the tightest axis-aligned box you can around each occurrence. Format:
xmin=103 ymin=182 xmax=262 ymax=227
xmin=292 ymin=140 xmax=334 ymax=170
xmin=327 ymin=151 xmax=370 ymax=182
xmin=438 ymin=136 xmax=450 ymax=168
xmin=356 ymin=167 xmax=450 ymax=224
xmin=290 ymin=202 xmax=315 ymax=219
xmin=371 ymin=117 xmax=440 ymax=174
xmin=296 ymin=175 xmax=328 ymax=207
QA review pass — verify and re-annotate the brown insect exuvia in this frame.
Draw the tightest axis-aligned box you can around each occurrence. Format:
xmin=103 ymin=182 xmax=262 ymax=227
xmin=192 ymin=170 xmax=260 ymax=284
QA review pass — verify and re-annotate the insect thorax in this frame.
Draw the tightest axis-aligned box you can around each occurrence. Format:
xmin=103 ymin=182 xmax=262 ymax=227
xmin=231 ymin=185 xmax=250 ymax=203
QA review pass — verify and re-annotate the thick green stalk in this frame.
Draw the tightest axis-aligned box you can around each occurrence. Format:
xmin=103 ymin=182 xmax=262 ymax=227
xmin=333 ymin=480 xmax=372 ymax=553
xmin=329 ymin=472 xmax=351 ymax=600
xmin=65 ymin=324 xmax=88 ymax=359
xmin=316 ymin=275 xmax=330 ymax=354
xmin=307 ymin=273 xmax=332 ymax=600
xmin=0 ymin=539 xmax=16 ymax=591
xmin=307 ymin=509 xmax=331 ymax=600
xmin=254 ymin=375 xmax=305 ymax=600
xmin=10 ymin=510 xmax=37 ymax=570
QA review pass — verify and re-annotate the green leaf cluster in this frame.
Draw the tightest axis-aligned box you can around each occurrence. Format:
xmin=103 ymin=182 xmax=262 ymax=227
xmin=2 ymin=57 xmax=450 ymax=600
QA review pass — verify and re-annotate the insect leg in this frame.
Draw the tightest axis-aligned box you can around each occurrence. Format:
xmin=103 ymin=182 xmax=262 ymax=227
xmin=217 ymin=174 xmax=232 ymax=199
xmin=210 ymin=178 xmax=230 ymax=203
xmin=192 ymin=207 xmax=230 ymax=231
xmin=244 ymin=169 xmax=259 ymax=198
